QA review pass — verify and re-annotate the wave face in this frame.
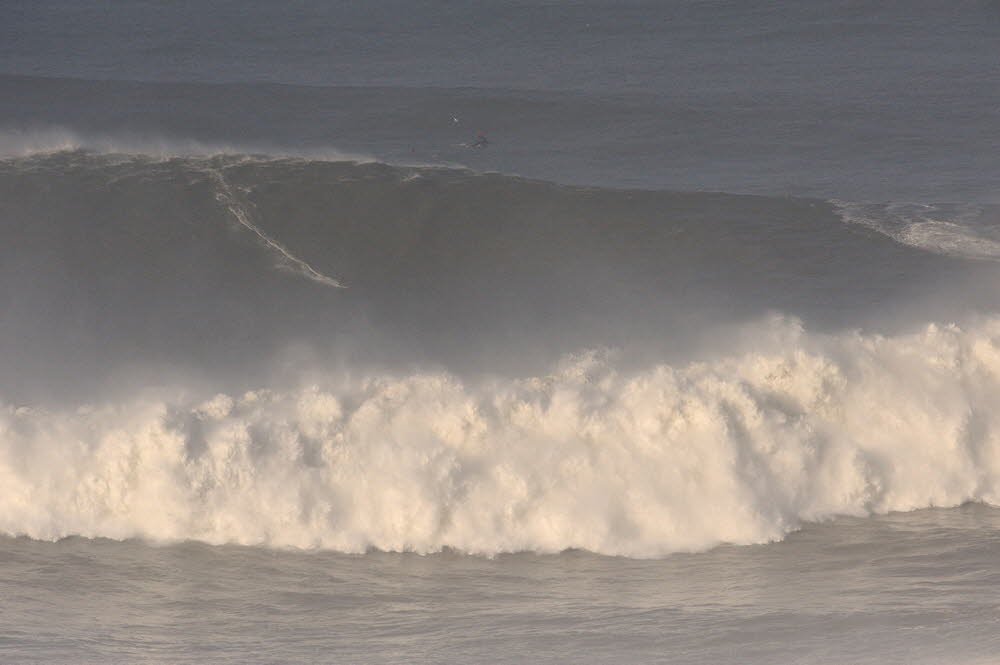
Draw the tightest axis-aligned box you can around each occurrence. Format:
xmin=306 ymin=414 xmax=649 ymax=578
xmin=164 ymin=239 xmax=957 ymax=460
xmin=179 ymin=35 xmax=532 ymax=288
xmin=5 ymin=150 xmax=997 ymax=397
xmin=3 ymin=149 xmax=1000 ymax=555
xmin=4 ymin=316 xmax=1000 ymax=557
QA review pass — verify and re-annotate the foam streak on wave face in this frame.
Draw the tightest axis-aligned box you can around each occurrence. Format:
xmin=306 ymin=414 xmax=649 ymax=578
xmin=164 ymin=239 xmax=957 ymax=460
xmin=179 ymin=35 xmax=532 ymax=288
xmin=2 ymin=316 xmax=1000 ymax=557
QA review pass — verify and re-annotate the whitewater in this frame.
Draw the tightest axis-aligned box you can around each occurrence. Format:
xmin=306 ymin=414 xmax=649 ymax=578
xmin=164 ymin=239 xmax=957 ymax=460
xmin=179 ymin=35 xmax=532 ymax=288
xmin=2 ymin=316 xmax=1000 ymax=556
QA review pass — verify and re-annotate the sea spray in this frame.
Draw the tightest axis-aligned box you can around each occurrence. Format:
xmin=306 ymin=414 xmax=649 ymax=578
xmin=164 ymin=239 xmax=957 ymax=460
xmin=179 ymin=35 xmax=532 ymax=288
xmin=3 ymin=315 xmax=999 ymax=557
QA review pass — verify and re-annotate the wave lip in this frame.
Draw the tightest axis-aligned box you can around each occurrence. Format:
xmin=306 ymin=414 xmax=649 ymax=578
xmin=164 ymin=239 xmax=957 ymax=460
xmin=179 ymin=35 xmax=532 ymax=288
xmin=0 ymin=126 xmax=377 ymax=164
xmin=3 ymin=316 xmax=1000 ymax=558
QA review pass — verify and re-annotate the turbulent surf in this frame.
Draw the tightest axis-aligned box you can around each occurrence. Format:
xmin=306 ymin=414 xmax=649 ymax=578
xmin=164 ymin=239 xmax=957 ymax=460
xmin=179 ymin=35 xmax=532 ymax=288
xmin=2 ymin=148 xmax=1000 ymax=557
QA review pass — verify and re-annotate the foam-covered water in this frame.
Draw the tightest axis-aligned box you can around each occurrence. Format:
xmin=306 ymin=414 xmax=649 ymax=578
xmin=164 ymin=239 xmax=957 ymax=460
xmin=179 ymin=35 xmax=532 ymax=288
xmin=836 ymin=201 xmax=1000 ymax=262
xmin=5 ymin=1 xmax=1000 ymax=662
xmin=4 ymin=316 xmax=1000 ymax=558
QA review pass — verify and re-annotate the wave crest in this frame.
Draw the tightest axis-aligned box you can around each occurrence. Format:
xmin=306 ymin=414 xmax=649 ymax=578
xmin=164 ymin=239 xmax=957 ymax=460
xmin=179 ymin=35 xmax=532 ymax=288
xmin=0 ymin=126 xmax=375 ymax=163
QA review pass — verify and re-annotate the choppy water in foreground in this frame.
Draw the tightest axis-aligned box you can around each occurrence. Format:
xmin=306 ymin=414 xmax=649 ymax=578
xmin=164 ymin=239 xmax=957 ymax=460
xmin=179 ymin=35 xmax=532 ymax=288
xmin=2 ymin=506 xmax=999 ymax=665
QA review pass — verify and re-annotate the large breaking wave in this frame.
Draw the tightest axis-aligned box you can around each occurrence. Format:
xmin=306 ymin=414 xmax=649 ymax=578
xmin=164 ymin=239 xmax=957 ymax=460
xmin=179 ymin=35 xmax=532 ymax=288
xmin=3 ymin=147 xmax=1000 ymax=556
xmin=3 ymin=315 xmax=1000 ymax=557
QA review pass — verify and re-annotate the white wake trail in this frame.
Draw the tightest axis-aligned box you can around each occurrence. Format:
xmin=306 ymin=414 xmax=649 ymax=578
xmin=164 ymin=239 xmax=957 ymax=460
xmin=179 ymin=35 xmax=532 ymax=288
xmin=207 ymin=166 xmax=346 ymax=288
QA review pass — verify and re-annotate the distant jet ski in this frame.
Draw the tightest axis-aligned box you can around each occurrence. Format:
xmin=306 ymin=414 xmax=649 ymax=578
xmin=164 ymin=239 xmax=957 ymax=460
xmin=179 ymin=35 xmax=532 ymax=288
xmin=459 ymin=130 xmax=489 ymax=149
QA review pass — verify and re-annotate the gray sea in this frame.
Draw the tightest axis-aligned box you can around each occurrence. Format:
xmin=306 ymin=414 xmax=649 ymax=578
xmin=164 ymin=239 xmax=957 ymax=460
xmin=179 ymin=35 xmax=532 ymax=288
xmin=3 ymin=1 xmax=1000 ymax=663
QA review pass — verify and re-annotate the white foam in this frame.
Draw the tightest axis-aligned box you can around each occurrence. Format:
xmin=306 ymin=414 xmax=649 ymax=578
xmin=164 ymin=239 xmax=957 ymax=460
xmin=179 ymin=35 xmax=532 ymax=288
xmin=0 ymin=126 xmax=375 ymax=164
xmin=3 ymin=315 xmax=1000 ymax=557
xmin=835 ymin=200 xmax=1000 ymax=261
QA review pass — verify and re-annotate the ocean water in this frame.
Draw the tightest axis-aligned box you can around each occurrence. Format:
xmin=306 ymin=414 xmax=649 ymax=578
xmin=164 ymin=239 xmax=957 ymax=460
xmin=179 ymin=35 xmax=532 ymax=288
xmin=3 ymin=1 xmax=1000 ymax=663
